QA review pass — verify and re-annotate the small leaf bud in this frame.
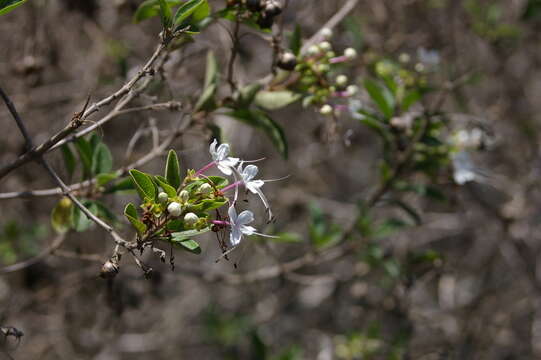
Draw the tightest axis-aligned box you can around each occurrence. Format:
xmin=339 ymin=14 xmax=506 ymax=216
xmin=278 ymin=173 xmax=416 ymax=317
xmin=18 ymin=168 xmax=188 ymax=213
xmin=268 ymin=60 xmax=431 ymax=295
xmin=179 ymin=190 xmax=189 ymax=203
xmin=158 ymin=192 xmax=168 ymax=204
xmin=199 ymin=183 xmax=213 ymax=195
xmin=167 ymin=202 xmax=182 ymax=217
xmin=335 ymin=74 xmax=348 ymax=87
xmin=277 ymin=52 xmax=297 ymax=71
xmin=344 ymin=48 xmax=357 ymax=60
xmin=319 ymin=104 xmax=333 ymax=115
xmin=318 ymin=41 xmax=332 ymax=52
xmin=184 ymin=212 xmax=199 ymax=227
xmin=320 ymin=28 xmax=333 ymax=39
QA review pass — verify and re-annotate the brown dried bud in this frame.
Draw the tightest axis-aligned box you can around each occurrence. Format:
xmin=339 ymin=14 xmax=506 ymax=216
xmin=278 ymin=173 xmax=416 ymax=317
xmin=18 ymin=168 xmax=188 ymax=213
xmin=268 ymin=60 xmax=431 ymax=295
xmin=263 ymin=0 xmax=282 ymax=17
xmin=100 ymin=260 xmax=119 ymax=279
xmin=277 ymin=52 xmax=297 ymax=71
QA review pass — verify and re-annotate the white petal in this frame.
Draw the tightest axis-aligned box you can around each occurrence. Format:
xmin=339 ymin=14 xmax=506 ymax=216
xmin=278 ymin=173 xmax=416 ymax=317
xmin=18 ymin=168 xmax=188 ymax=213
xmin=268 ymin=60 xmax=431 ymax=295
xmin=228 ymin=205 xmax=238 ymax=223
xmin=222 ymin=157 xmax=239 ymax=167
xmin=246 ymin=180 xmax=264 ymax=193
xmin=217 ymin=163 xmax=233 ymax=175
xmin=230 ymin=227 xmax=243 ymax=246
xmin=253 ymin=186 xmax=273 ymax=220
xmin=243 ymin=164 xmax=259 ymax=182
xmin=217 ymin=143 xmax=230 ymax=161
xmin=237 ymin=210 xmax=254 ymax=225
xmin=209 ymin=139 xmax=218 ymax=157
xmin=241 ymin=225 xmax=256 ymax=236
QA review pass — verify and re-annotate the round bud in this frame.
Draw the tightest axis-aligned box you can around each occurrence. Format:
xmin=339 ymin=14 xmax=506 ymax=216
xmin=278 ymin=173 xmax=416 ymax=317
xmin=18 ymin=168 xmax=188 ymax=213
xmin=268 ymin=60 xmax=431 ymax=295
xmin=319 ymin=104 xmax=333 ymax=116
xmin=344 ymin=48 xmax=357 ymax=60
xmin=263 ymin=0 xmax=282 ymax=17
xmin=399 ymin=53 xmax=411 ymax=63
xmin=414 ymin=63 xmax=425 ymax=73
xmin=167 ymin=202 xmax=182 ymax=217
xmin=326 ymin=51 xmax=336 ymax=58
xmin=277 ymin=52 xmax=297 ymax=71
xmin=179 ymin=190 xmax=189 ymax=203
xmin=318 ymin=41 xmax=332 ymax=52
xmin=246 ymin=0 xmax=263 ymax=12
xmin=184 ymin=212 xmax=199 ymax=227
xmin=335 ymin=74 xmax=348 ymax=87
xmin=307 ymin=45 xmax=320 ymax=56
xmin=320 ymin=28 xmax=333 ymax=39
xmin=158 ymin=192 xmax=168 ymax=204
xmin=199 ymin=183 xmax=213 ymax=195
xmin=100 ymin=260 xmax=119 ymax=279
xmin=316 ymin=64 xmax=330 ymax=73
xmin=346 ymin=85 xmax=358 ymax=96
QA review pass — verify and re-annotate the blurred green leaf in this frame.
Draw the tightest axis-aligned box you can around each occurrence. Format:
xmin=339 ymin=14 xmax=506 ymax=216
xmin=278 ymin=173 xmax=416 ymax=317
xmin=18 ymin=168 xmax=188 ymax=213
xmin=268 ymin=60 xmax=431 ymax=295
xmin=364 ymin=79 xmax=395 ymax=118
xmin=124 ymin=203 xmax=147 ymax=236
xmin=60 ymin=144 xmax=76 ymax=179
xmin=104 ymin=176 xmax=135 ymax=194
xmin=226 ymin=109 xmax=288 ymax=159
xmin=74 ymin=137 xmax=93 ymax=179
xmin=133 ymin=0 xmax=181 ymax=23
xmin=288 ymin=24 xmax=302 ymax=55
xmin=194 ymin=50 xmax=219 ymax=112
xmin=158 ymin=0 xmax=173 ymax=28
xmin=91 ymin=143 xmax=113 ymax=175
xmin=173 ymin=0 xmax=207 ymax=26
xmin=51 ymin=198 xmax=73 ymax=234
xmin=96 ymin=173 xmax=118 ymax=187
xmin=0 ymin=0 xmax=27 ymax=16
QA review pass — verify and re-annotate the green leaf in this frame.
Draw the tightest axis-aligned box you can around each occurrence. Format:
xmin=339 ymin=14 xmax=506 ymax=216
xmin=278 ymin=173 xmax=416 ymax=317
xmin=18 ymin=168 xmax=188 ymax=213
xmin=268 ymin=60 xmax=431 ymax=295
xmin=133 ymin=0 xmax=181 ymax=23
xmin=364 ymin=79 xmax=395 ymax=118
xmin=191 ymin=0 xmax=210 ymax=23
xmin=255 ymin=91 xmax=301 ymax=111
xmin=165 ymin=149 xmax=181 ymax=189
xmin=194 ymin=83 xmax=217 ymax=112
xmin=173 ymin=0 xmax=207 ymax=26
xmin=96 ymin=173 xmax=119 ymax=187
xmin=188 ymin=198 xmax=228 ymax=212
xmin=71 ymin=201 xmax=97 ymax=232
xmin=91 ymin=143 xmax=113 ymax=175
xmin=129 ymin=169 xmax=157 ymax=201
xmin=203 ymin=49 xmax=218 ymax=89
xmin=388 ymin=199 xmax=422 ymax=225
xmin=155 ymin=176 xmax=177 ymax=197
xmin=226 ymin=109 xmax=288 ymax=158
xmin=74 ymin=137 xmax=93 ymax=179
xmin=104 ymin=176 xmax=135 ymax=194
xmin=288 ymin=24 xmax=302 ymax=55
xmin=374 ymin=218 xmax=408 ymax=238
xmin=237 ymin=83 xmax=263 ymax=107
xmin=173 ymin=238 xmax=201 ymax=253
xmin=51 ymin=198 xmax=73 ymax=234
xmin=60 ymin=144 xmax=76 ymax=179
xmin=0 ymin=0 xmax=27 ymax=16
xmin=206 ymin=176 xmax=228 ymax=188
xmin=124 ymin=203 xmax=147 ymax=235
xmin=158 ymin=0 xmax=173 ymax=28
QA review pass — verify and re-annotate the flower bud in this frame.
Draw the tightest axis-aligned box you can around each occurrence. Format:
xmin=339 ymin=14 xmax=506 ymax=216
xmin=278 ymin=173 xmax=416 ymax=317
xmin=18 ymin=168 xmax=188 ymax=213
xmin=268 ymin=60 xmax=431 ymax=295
xmin=326 ymin=51 xmax=336 ymax=58
xmin=320 ymin=28 xmax=333 ymax=39
xmin=346 ymin=85 xmax=358 ymax=96
xmin=167 ymin=202 xmax=182 ymax=217
xmin=307 ymin=45 xmax=320 ymax=56
xmin=318 ymin=41 xmax=332 ymax=52
xmin=319 ymin=104 xmax=333 ymax=115
xmin=263 ymin=0 xmax=282 ymax=17
xmin=199 ymin=183 xmax=213 ymax=195
xmin=316 ymin=64 xmax=330 ymax=73
xmin=277 ymin=52 xmax=297 ymax=71
xmin=158 ymin=192 xmax=168 ymax=204
xmin=344 ymin=48 xmax=357 ymax=60
xmin=335 ymin=74 xmax=348 ymax=87
xmin=184 ymin=212 xmax=199 ymax=227
xmin=179 ymin=190 xmax=189 ymax=203
xmin=100 ymin=260 xmax=119 ymax=279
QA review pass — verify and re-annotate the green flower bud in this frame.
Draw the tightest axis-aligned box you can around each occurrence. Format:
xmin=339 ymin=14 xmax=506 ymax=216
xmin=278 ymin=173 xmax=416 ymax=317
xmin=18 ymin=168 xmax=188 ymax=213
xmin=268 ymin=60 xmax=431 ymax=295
xmin=167 ymin=202 xmax=182 ymax=217
xmin=158 ymin=192 xmax=168 ymax=204
xmin=179 ymin=190 xmax=189 ymax=203
xmin=199 ymin=183 xmax=212 ymax=195
xmin=316 ymin=64 xmax=330 ymax=73
xmin=318 ymin=41 xmax=332 ymax=52
xmin=184 ymin=212 xmax=199 ymax=227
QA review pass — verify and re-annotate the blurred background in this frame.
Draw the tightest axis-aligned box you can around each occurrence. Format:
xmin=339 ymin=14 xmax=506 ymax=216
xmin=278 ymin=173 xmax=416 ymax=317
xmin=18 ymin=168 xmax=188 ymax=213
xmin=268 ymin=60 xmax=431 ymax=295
xmin=2 ymin=0 xmax=541 ymax=358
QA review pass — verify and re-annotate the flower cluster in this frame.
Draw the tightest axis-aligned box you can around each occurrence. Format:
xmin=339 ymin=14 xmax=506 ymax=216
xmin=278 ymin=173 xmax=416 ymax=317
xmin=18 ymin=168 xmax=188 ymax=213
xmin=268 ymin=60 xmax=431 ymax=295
xmin=125 ymin=139 xmax=279 ymax=259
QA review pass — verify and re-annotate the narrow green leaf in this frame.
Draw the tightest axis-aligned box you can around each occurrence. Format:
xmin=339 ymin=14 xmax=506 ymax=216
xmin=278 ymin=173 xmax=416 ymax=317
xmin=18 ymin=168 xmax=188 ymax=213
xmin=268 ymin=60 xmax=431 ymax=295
xmin=289 ymin=24 xmax=302 ymax=55
xmin=237 ymin=83 xmax=263 ymax=107
xmin=96 ymin=173 xmax=118 ymax=187
xmin=133 ymin=0 xmax=181 ymax=23
xmin=255 ymin=91 xmax=301 ymax=110
xmin=60 ymin=144 xmax=76 ymax=179
xmin=203 ymin=50 xmax=218 ymax=89
xmin=129 ymin=169 xmax=157 ymax=201
xmin=226 ymin=109 xmax=288 ymax=158
xmin=91 ymin=143 xmax=113 ymax=175
xmin=388 ymin=199 xmax=422 ymax=225
xmin=165 ymin=149 xmax=181 ymax=189
xmin=74 ymin=137 xmax=93 ymax=179
xmin=155 ymin=176 xmax=177 ymax=197
xmin=364 ymin=79 xmax=395 ymax=118
xmin=124 ymin=203 xmax=147 ymax=235
xmin=0 ymin=0 xmax=27 ymax=16
xmin=194 ymin=83 xmax=217 ymax=112
xmin=173 ymin=0 xmax=206 ymax=26
xmin=71 ymin=201 xmax=97 ymax=232
xmin=206 ymin=175 xmax=228 ymax=188
xmin=172 ymin=238 xmax=201 ymax=253
xmin=158 ymin=0 xmax=173 ymax=28
xmin=104 ymin=176 xmax=135 ymax=194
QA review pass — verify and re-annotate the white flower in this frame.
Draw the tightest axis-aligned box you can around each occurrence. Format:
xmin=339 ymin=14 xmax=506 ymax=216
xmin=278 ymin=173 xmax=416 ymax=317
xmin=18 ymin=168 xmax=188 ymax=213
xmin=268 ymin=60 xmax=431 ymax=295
xmin=237 ymin=163 xmax=273 ymax=220
xmin=346 ymin=85 xmax=358 ymax=96
xmin=209 ymin=139 xmax=239 ymax=176
xmin=228 ymin=206 xmax=257 ymax=246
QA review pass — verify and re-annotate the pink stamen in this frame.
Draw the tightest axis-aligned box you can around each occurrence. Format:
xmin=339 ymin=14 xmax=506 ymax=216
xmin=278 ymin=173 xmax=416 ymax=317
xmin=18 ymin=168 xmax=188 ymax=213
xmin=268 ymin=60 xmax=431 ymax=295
xmin=221 ymin=180 xmax=244 ymax=193
xmin=195 ymin=161 xmax=216 ymax=176
xmin=330 ymin=56 xmax=348 ymax=64
xmin=333 ymin=91 xmax=350 ymax=98
xmin=334 ymin=104 xmax=349 ymax=112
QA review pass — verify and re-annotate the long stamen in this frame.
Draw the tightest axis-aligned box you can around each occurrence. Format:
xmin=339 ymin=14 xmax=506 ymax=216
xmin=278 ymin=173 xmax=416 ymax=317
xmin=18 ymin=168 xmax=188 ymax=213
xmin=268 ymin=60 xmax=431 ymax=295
xmin=221 ymin=180 xmax=244 ymax=193
xmin=195 ymin=161 xmax=216 ymax=176
xmin=329 ymin=55 xmax=348 ymax=64
xmin=211 ymin=220 xmax=230 ymax=226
